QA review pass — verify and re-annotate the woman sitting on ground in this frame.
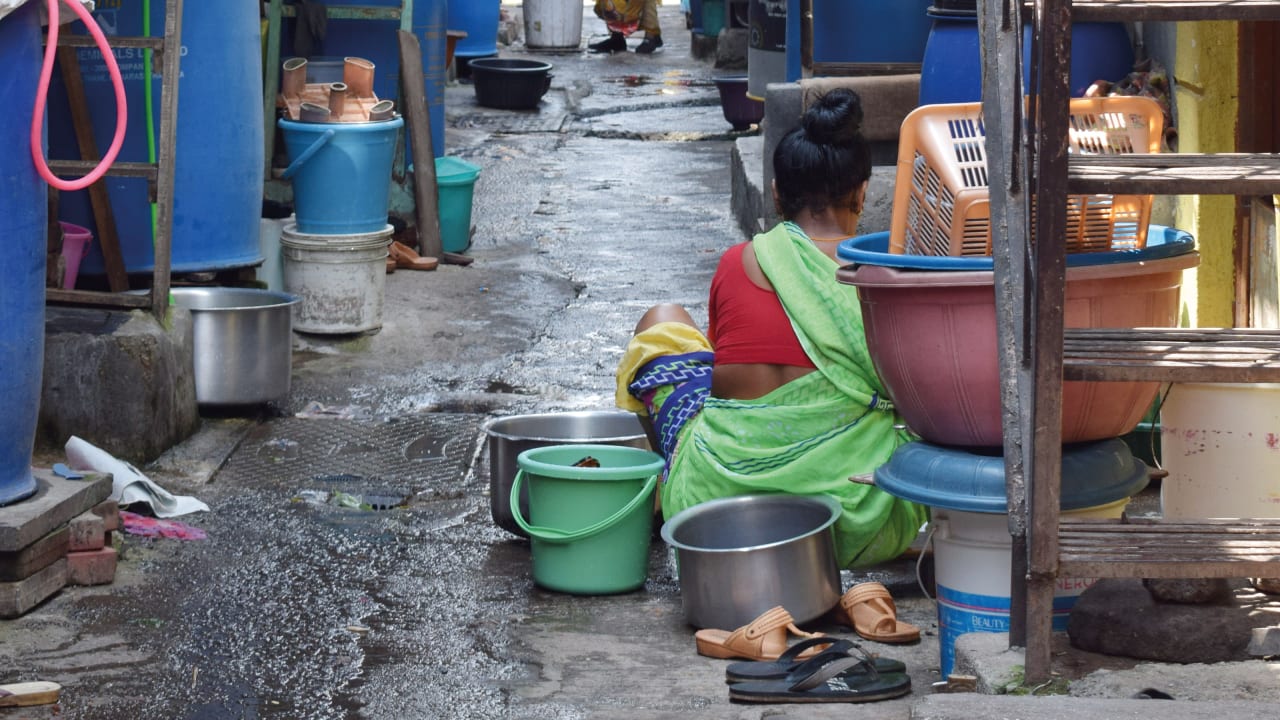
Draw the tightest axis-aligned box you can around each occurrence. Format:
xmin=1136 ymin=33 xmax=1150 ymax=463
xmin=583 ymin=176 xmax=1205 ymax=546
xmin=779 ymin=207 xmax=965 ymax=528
xmin=615 ymin=89 xmax=926 ymax=568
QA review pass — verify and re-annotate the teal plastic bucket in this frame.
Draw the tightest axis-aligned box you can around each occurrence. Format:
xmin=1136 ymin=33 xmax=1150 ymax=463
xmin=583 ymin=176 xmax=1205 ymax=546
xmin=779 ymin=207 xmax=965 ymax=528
xmin=512 ymin=444 xmax=664 ymax=595
xmin=279 ymin=117 xmax=405 ymax=235
xmin=0 ymin=1 xmax=42 ymax=506
xmin=435 ymin=157 xmax=481 ymax=253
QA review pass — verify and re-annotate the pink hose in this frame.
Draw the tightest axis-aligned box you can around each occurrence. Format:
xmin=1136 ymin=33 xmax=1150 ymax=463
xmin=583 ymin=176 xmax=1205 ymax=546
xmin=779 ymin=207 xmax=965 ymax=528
xmin=29 ymin=0 xmax=127 ymax=191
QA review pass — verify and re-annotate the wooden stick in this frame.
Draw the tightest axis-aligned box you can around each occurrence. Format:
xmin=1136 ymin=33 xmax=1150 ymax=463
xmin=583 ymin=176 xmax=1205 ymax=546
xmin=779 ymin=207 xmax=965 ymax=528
xmin=397 ymin=30 xmax=443 ymax=258
xmin=57 ymin=45 xmax=129 ymax=292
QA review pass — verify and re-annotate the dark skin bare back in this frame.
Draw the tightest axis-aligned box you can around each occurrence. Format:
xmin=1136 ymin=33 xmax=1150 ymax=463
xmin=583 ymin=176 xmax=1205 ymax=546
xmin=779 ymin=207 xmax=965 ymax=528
xmin=634 ymin=181 xmax=868 ymax=401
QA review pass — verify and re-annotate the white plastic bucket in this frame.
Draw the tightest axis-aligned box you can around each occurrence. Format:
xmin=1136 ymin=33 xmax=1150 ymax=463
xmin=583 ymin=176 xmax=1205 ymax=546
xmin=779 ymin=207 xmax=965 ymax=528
xmin=281 ymin=223 xmax=392 ymax=334
xmin=932 ymin=500 xmax=1128 ymax=677
xmin=523 ymin=0 xmax=583 ymax=49
xmin=1160 ymin=382 xmax=1280 ymax=519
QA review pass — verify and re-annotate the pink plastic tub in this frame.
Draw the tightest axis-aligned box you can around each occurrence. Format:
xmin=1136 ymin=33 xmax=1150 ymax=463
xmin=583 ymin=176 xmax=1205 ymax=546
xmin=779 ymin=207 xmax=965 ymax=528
xmin=59 ymin=221 xmax=93 ymax=290
xmin=837 ymin=250 xmax=1200 ymax=447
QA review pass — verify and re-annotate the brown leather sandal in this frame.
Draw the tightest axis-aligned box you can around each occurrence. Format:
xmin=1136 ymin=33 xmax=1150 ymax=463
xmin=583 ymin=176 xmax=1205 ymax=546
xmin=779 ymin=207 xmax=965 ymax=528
xmin=694 ymin=606 xmax=824 ymax=661
xmin=840 ymin=582 xmax=920 ymax=644
xmin=389 ymin=240 xmax=439 ymax=271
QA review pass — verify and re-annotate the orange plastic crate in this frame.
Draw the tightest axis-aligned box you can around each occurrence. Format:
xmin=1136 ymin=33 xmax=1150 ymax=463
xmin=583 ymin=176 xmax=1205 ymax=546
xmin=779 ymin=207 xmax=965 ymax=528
xmin=888 ymin=96 xmax=1165 ymax=256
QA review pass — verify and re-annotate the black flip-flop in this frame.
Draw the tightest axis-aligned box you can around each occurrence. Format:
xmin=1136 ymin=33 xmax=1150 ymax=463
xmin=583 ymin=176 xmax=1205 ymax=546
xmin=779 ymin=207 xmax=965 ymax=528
xmin=728 ymin=655 xmax=912 ymax=704
xmin=724 ymin=637 xmax=906 ymax=684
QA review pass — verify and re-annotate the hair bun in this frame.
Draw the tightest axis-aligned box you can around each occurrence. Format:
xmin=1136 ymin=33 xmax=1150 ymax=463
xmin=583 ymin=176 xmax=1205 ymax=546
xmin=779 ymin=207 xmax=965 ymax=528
xmin=802 ymin=88 xmax=864 ymax=146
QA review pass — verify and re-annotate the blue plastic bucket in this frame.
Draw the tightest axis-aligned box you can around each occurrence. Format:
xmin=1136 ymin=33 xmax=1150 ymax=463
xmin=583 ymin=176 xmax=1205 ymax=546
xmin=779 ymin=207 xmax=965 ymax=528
xmin=47 ymin=1 xmax=264 ymax=274
xmin=279 ymin=117 xmax=406 ymax=235
xmin=0 ymin=1 xmax=42 ymax=506
xmin=811 ymin=0 xmax=932 ymax=66
xmin=920 ymin=13 xmax=1134 ymax=105
xmin=449 ymin=0 xmax=501 ymax=58
xmin=287 ymin=0 xmax=448 ymax=159
xmin=435 ymin=157 xmax=481 ymax=253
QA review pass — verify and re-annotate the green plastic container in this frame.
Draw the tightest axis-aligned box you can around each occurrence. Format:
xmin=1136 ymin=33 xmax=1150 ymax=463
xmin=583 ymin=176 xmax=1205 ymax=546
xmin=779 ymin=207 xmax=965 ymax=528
xmin=434 ymin=157 xmax=482 ymax=253
xmin=512 ymin=444 xmax=664 ymax=595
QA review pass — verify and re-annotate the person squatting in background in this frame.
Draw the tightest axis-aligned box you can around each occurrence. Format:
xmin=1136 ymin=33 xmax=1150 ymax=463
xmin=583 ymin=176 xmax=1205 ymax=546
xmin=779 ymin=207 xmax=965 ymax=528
xmin=590 ymin=0 xmax=663 ymax=54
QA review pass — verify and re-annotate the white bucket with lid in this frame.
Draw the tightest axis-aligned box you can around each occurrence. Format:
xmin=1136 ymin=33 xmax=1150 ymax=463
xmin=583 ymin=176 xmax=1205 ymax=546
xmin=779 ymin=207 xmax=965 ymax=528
xmin=281 ymin=223 xmax=392 ymax=334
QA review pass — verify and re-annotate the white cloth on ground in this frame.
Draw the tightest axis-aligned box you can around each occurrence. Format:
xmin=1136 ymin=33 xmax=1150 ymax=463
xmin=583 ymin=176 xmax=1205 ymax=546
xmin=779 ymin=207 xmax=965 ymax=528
xmin=64 ymin=436 xmax=210 ymax=518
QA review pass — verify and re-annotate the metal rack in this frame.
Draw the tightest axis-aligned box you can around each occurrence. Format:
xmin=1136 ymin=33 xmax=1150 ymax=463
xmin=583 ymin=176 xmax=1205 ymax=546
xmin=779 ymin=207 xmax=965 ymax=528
xmin=979 ymin=0 xmax=1280 ymax=682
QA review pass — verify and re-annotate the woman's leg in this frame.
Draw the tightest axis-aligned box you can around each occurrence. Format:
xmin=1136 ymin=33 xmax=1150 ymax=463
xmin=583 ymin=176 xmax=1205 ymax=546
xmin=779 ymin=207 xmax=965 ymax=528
xmin=634 ymin=303 xmax=697 ymax=334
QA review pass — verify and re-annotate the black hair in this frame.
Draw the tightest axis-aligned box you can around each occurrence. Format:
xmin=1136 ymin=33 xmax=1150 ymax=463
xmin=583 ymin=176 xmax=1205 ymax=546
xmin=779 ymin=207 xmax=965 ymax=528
xmin=771 ymin=88 xmax=872 ymax=220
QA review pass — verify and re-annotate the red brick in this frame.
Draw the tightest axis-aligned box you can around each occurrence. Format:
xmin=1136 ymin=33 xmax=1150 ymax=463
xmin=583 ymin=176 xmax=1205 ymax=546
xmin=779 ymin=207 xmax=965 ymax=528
xmin=67 ymin=511 xmax=105 ymax=552
xmin=91 ymin=500 xmax=120 ymax=532
xmin=66 ymin=547 xmax=116 ymax=586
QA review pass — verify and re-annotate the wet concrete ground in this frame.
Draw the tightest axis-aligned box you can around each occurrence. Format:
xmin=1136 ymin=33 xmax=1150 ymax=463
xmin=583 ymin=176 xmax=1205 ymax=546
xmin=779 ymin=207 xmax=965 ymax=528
xmin=8 ymin=5 xmax=1279 ymax=719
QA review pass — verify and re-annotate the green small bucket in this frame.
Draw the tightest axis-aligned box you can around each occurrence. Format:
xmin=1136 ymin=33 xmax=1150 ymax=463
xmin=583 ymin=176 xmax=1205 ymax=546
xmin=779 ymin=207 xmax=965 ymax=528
xmin=512 ymin=444 xmax=664 ymax=595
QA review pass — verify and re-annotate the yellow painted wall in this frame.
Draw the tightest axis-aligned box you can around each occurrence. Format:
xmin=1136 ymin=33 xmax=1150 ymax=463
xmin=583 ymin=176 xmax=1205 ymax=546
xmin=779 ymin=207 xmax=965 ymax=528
xmin=1171 ymin=22 xmax=1238 ymax=327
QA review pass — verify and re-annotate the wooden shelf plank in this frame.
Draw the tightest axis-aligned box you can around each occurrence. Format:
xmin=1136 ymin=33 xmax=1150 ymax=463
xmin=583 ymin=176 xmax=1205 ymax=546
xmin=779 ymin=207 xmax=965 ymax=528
xmin=1068 ymin=154 xmax=1280 ymax=196
xmin=1062 ymin=327 xmax=1280 ymax=382
xmin=1070 ymin=0 xmax=1280 ymax=23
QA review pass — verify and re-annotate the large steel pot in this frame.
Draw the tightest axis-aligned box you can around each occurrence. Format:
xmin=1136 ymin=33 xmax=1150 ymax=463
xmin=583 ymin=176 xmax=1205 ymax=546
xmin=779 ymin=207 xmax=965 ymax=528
xmin=171 ymin=287 xmax=299 ymax=405
xmin=485 ymin=411 xmax=649 ymax=538
xmin=662 ymin=494 xmax=843 ymax=630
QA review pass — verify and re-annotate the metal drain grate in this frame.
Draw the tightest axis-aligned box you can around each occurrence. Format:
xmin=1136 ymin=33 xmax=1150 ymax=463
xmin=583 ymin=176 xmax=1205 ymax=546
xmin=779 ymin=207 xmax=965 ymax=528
xmin=218 ymin=413 xmax=487 ymax=490
xmin=451 ymin=111 xmax=569 ymax=133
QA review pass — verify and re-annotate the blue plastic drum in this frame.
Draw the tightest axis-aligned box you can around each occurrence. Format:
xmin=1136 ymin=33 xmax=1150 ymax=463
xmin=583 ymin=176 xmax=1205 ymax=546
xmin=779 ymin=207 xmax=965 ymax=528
xmin=920 ymin=12 xmax=1134 ymax=105
xmin=0 ymin=2 xmax=43 ymax=506
xmin=47 ymin=1 xmax=264 ymax=274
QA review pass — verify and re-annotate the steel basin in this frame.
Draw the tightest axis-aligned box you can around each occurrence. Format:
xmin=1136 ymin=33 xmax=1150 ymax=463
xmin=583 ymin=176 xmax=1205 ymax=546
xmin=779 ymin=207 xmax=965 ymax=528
xmin=661 ymin=494 xmax=843 ymax=630
xmin=485 ymin=411 xmax=649 ymax=537
xmin=171 ymin=287 xmax=299 ymax=405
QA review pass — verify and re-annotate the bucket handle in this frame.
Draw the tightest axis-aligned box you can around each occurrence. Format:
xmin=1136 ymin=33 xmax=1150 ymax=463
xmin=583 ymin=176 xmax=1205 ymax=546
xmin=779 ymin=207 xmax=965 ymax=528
xmin=510 ymin=469 xmax=657 ymax=545
xmin=281 ymin=128 xmax=336 ymax=179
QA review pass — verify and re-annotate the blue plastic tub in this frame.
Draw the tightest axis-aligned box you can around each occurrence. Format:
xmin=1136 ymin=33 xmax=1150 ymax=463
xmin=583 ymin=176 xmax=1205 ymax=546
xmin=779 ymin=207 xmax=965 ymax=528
xmin=48 ymin=0 xmax=264 ymax=274
xmin=0 ymin=1 xmax=42 ymax=506
xmin=836 ymin=225 xmax=1195 ymax=271
xmin=280 ymin=117 xmax=406 ymax=235
xmin=874 ymin=438 xmax=1149 ymax=514
xmin=435 ymin=157 xmax=481 ymax=253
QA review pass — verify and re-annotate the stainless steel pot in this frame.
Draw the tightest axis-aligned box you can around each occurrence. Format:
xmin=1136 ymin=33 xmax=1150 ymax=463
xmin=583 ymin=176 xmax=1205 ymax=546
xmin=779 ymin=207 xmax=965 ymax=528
xmin=170 ymin=287 xmax=299 ymax=405
xmin=485 ymin=411 xmax=649 ymax=538
xmin=661 ymin=494 xmax=843 ymax=630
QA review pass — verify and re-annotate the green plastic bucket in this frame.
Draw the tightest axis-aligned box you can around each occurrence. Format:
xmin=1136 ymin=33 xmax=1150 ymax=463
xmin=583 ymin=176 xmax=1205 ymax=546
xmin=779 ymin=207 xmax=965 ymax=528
xmin=435 ymin=157 xmax=482 ymax=253
xmin=512 ymin=444 xmax=664 ymax=595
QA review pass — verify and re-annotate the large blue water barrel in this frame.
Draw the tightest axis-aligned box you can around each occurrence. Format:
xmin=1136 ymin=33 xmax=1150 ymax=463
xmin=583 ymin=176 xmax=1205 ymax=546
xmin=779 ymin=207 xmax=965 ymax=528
xmin=811 ymin=0 xmax=933 ymax=67
xmin=46 ymin=1 xmax=263 ymax=275
xmin=449 ymin=0 xmax=501 ymax=59
xmin=920 ymin=9 xmax=1134 ymax=105
xmin=0 ymin=1 xmax=43 ymax=506
xmin=288 ymin=0 xmax=448 ymax=159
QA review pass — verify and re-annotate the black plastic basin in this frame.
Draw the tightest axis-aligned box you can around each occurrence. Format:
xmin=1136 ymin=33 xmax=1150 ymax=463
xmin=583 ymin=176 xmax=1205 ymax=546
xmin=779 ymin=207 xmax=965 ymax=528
xmin=469 ymin=58 xmax=553 ymax=110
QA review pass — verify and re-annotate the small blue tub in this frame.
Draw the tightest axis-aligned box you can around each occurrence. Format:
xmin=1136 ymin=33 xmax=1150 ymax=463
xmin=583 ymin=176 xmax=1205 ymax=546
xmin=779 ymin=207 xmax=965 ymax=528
xmin=279 ymin=117 xmax=405 ymax=235
xmin=836 ymin=225 xmax=1195 ymax=271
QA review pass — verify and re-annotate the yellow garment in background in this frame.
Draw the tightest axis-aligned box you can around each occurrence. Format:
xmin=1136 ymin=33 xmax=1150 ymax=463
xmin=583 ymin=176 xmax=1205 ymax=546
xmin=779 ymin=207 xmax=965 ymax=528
xmin=594 ymin=0 xmax=661 ymax=37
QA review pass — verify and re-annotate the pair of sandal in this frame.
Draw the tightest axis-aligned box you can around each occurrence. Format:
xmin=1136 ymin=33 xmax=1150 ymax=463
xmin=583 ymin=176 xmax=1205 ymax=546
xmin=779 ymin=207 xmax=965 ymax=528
xmin=693 ymin=605 xmax=913 ymax=704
